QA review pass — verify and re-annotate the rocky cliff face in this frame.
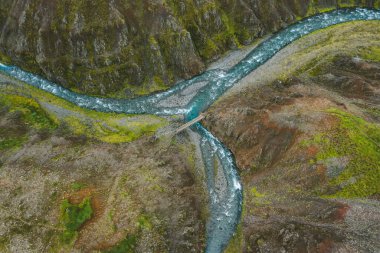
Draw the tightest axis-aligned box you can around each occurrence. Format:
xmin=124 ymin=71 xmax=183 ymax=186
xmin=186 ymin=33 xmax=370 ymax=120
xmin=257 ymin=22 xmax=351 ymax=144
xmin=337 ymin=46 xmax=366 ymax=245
xmin=1 ymin=0 xmax=378 ymax=97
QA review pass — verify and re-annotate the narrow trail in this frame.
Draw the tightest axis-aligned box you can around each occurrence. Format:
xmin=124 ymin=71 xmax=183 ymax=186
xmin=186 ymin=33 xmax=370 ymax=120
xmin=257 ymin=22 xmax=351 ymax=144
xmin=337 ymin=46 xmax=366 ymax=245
xmin=1 ymin=8 xmax=379 ymax=253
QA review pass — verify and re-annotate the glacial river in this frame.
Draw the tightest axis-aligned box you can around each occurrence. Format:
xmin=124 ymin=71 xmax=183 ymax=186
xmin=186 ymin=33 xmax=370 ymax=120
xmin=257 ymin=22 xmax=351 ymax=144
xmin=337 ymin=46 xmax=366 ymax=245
xmin=1 ymin=8 xmax=380 ymax=253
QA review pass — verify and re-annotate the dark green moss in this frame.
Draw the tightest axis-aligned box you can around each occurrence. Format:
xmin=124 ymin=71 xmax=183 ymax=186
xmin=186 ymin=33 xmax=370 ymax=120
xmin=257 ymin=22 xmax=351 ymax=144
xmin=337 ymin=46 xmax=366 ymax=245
xmin=60 ymin=198 xmax=93 ymax=244
xmin=103 ymin=235 xmax=137 ymax=253
xmin=0 ymin=136 xmax=27 ymax=151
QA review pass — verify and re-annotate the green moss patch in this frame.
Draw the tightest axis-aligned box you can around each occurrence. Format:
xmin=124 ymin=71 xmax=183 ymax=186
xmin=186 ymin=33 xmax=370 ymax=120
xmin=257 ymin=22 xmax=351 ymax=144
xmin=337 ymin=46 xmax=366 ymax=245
xmin=0 ymin=136 xmax=27 ymax=151
xmin=279 ymin=21 xmax=380 ymax=80
xmin=137 ymin=214 xmax=153 ymax=230
xmin=0 ymin=93 xmax=57 ymax=151
xmin=0 ymin=83 xmax=168 ymax=143
xmin=360 ymin=46 xmax=380 ymax=62
xmin=0 ymin=94 xmax=57 ymax=130
xmin=102 ymin=213 xmax=154 ymax=252
xmin=60 ymin=198 xmax=93 ymax=244
xmin=70 ymin=182 xmax=85 ymax=191
xmin=103 ymin=235 xmax=137 ymax=253
xmin=306 ymin=108 xmax=380 ymax=198
xmin=0 ymin=50 xmax=11 ymax=65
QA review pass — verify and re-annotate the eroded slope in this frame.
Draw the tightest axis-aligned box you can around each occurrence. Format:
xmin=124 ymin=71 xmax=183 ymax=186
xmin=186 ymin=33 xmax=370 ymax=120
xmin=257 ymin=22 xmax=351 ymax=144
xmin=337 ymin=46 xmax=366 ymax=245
xmin=203 ymin=22 xmax=380 ymax=252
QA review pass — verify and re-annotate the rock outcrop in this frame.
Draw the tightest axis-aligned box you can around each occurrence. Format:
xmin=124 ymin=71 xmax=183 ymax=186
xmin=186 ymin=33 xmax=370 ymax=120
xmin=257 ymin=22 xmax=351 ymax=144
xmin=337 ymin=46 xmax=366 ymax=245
xmin=0 ymin=0 xmax=378 ymax=97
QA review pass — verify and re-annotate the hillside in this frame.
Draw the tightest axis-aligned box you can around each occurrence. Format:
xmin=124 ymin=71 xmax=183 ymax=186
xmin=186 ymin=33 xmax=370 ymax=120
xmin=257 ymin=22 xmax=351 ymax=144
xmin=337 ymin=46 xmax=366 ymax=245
xmin=203 ymin=21 xmax=380 ymax=252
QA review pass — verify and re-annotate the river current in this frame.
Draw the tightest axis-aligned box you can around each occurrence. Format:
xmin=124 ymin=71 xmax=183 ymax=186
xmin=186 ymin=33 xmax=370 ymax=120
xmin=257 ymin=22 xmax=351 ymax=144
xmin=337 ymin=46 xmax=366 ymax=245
xmin=1 ymin=8 xmax=379 ymax=253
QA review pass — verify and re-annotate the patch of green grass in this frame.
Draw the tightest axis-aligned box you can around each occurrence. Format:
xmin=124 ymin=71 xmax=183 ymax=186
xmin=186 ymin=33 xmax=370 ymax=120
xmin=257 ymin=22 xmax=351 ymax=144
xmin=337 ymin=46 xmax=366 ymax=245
xmin=0 ymin=136 xmax=27 ymax=151
xmin=0 ymin=93 xmax=56 ymax=151
xmin=280 ymin=21 xmax=380 ymax=80
xmin=250 ymin=187 xmax=265 ymax=198
xmin=248 ymin=186 xmax=271 ymax=207
xmin=294 ymin=57 xmax=325 ymax=77
xmin=306 ymin=108 xmax=380 ymax=198
xmin=0 ymin=94 xmax=57 ymax=130
xmin=102 ymin=213 xmax=152 ymax=252
xmin=137 ymin=214 xmax=152 ymax=230
xmin=121 ymin=76 xmax=170 ymax=97
xmin=305 ymin=0 xmax=338 ymax=16
xmin=307 ymin=6 xmax=335 ymax=16
xmin=60 ymin=198 xmax=93 ymax=244
xmin=103 ymin=235 xmax=137 ymax=253
xmin=65 ymin=116 xmax=165 ymax=144
xmin=70 ymin=182 xmax=85 ymax=191
xmin=201 ymin=39 xmax=219 ymax=59
xmin=361 ymin=46 xmax=380 ymax=62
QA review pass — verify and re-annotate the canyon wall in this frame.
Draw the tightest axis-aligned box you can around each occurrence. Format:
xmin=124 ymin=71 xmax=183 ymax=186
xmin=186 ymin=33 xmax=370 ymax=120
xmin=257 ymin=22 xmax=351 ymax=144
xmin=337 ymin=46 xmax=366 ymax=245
xmin=0 ymin=0 xmax=378 ymax=96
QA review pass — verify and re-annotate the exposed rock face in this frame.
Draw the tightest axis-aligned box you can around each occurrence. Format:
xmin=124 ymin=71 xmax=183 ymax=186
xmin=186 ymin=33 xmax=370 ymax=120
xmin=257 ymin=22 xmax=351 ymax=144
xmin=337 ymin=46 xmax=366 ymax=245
xmin=1 ymin=0 xmax=378 ymax=96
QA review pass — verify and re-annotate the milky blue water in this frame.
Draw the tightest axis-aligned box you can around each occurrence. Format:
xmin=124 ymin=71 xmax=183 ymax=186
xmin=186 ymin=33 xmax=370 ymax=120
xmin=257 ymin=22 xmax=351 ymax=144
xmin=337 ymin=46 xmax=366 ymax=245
xmin=1 ymin=8 xmax=379 ymax=253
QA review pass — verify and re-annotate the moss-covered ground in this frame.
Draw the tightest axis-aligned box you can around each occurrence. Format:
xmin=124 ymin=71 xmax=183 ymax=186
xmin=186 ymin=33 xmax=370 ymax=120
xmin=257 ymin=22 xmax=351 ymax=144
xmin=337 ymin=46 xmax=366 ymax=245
xmin=361 ymin=46 xmax=380 ymax=62
xmin=60 ymin=198 xmax=93 ymax=244
xmin=103 ymin=235 xmax=137 ymax=253
xmin=304 ymin=109 xmax=380 ymax=198
xmin=0 ymin=77 xmax=168 ymax=145
xmin=0 ymin=92 xmax=57 ymax=151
